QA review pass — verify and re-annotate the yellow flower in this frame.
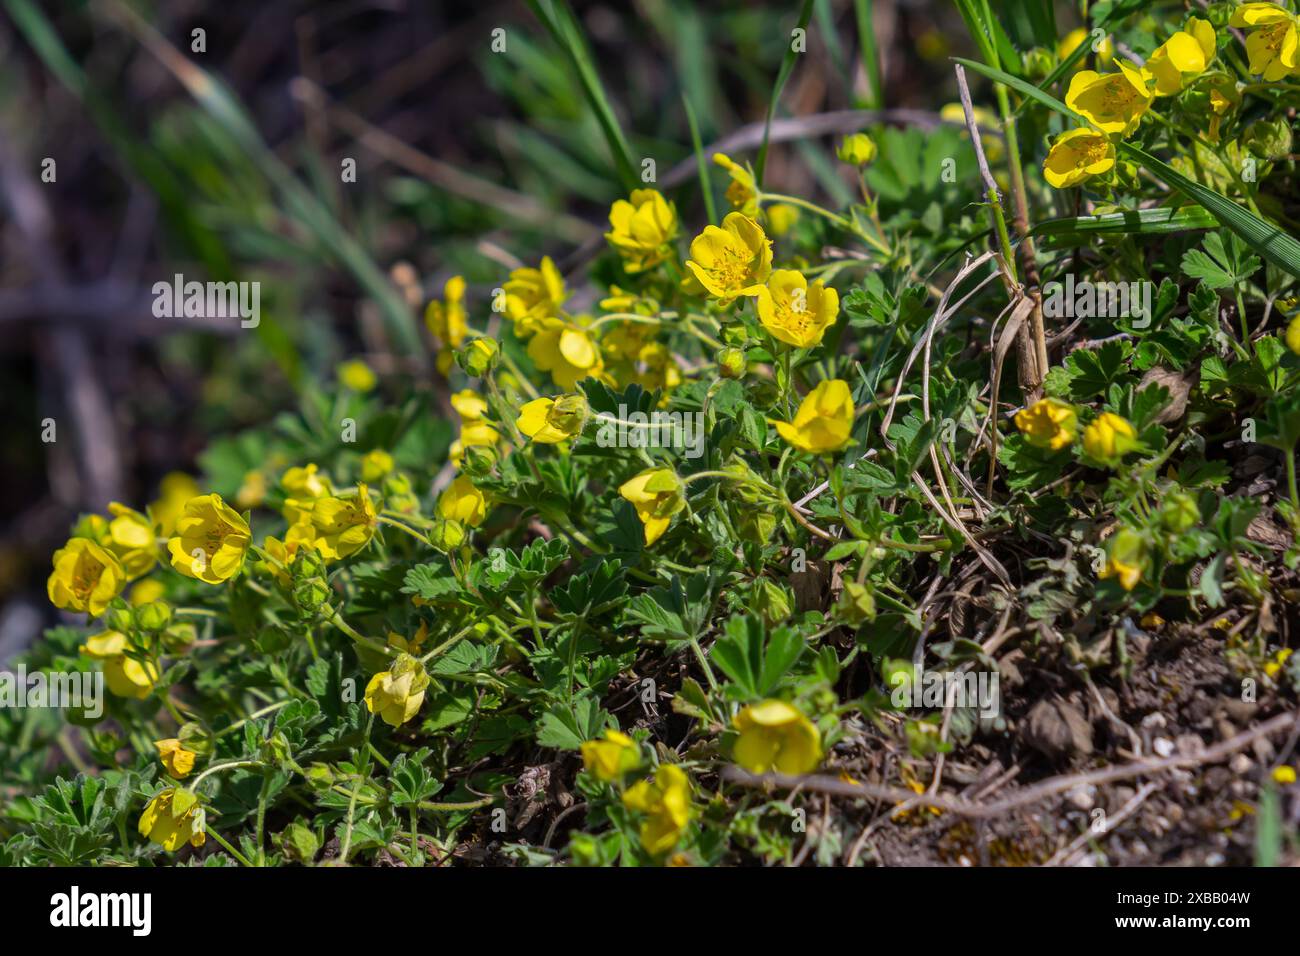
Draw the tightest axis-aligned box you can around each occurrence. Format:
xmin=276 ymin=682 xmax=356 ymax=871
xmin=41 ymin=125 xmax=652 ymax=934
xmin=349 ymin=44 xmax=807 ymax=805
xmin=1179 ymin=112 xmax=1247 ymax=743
xmin=154 ymin=738 xmax=197 ymax=779
xmin=234 ymin=470 xmax=267 ymax=510
xmin=47 ymin=538 xmax=126 ymax=617
xmin=451 ymin=389 xmax=490 ymax=421
xmin=148 ymin=473 xmax=201 ymax=538
xmin=73 ymin=503 xmax=157 ymax=581
xmin=1264 ymin=647 xmax=1293 ymax=678
xmin=1043 ymin=127 xmax=1116 ymax=188
xmin=755 ymin=270 xmax=840 ymax=349
xmin=771 ymin=379 xmax=855 ymax=454
xmin=837 ymin=132 xmax=877 ymax=166
xmin=684 ymin=212 xmax=772 ymax=302
xmin=361 ymin=449 xmax=395 ymax=484
xmin=526 ymin=317 xmax=605 ymax=391
xmin=447 ymin=389 xmax=501 ymax=466
xmin=1273 ymin=765 xmax=1297 ymax=785
xmin=1148 ymin=18 xmax=1216 ymax=96
xmin=733 ymin=699 xmax=823 ymax=775
xmin=1207 ymin=85 xmax=1236 ymax=142
xmin=307 ymin=485 xmax=377 ymax=560
xmin=81 ymin=630 xmax=159 ymax=699
xmin=338 ymin=359 xmax=377 ymax=393
xmin=282 ymin=463 xmax=331 ymax=498
xmin=1101 ymin=527 xmax=1147 ymax=591
xmin=438 ymin=474 xmax=488 ymax=527
xmin=1014 ymin=398 xmax=1078 ymax=450
xmin=387 ymin=621 xmax=429 ymax=654
xmin=128 ymin=578 xmax=166 ymax=606
xmin=1230 ymin=3 xmax=1300 ymax=81
xmin=503 ymin=256 xmax=567 ymax=338
xmin=364 ymin=653 xmax=430 ymax=728
xmin=765 ymin=202 xmax=800 ymax=237
xmin=622 ymin=764 xmax=692 ymax=856
xmin=634 ymin=341 xmax=682 ymax=394
xmin=1057 ymin=27 xmax=1115 ymax=69
xmin=259 ymin=524 xmax=316 ymax=586
xmin=1065 ymin=62 xmax=1154 ymax=136
xmin=425 ymin=275 xmax=469 ymax=349
xmin=605 ymin=189 xmax=678 ymax=272
xmin=138 ymin=788 xmax=205 ymax=852
xmin=517 ymin=394 xmax=588 ymax=444
xmin=167 ymin=493 xmax=252 ymax=584
xmin=711 ymin=153 xmax=758 ymax=216
xmin=1082 ymin=412 xmax=1139 ymax=465
xmin=281 ymin=464 xmax=333 ymax=524
xmin=580 ymin=729 xmax=641 ymax=782
xmin=1286 ymin=313 xmax=1300 ymax=355
xmin=618 ymin=467 xmax=684 ymax=546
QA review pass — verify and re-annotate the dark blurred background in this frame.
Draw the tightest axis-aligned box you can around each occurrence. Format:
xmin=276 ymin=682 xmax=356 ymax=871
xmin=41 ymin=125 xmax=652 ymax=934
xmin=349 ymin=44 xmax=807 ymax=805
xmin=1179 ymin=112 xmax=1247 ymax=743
xmin=0 ymin=0 xmax=989 ymax=655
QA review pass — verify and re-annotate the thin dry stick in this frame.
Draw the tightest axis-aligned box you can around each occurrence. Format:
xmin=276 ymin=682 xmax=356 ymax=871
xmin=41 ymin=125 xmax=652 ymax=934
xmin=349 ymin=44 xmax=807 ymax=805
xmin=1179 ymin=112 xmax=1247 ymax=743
xmin=953 ymin=64 xmax=1042 ymax=397
xmin=722 ymin=709 xmax=1300 ymax=819
xmin=1044 ymin=783 xmax=1158 ymax=867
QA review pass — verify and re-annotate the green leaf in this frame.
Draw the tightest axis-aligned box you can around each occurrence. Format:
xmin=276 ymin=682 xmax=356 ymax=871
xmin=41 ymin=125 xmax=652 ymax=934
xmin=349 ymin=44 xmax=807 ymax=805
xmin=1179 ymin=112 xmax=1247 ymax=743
xmin=527 ymin=0 xmax=638 ymax=191
xmin=536 ymin=695 xmax=610 ymax=750
xmin=1180 ymin=231 xmax=1261 ymax=290
xmin=711 ymin=614 xmax=806 ymax=698
xmin=1031 ymin=206 xmax=1216 ymax=248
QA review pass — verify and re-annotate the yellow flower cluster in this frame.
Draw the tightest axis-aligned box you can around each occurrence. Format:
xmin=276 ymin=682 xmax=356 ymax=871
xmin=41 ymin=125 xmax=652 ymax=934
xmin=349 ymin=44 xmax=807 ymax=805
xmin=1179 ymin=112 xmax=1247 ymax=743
xmin=1045 ymin=16 xmax=1225 ymax=189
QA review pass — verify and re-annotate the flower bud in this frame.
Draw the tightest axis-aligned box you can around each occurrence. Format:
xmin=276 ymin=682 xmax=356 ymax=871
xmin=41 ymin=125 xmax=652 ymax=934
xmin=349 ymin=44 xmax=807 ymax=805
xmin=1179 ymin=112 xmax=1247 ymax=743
xmin=1022 ymin=46 xmax=1053 ymax=79
xmin=280 ymin=822 xmax=320 ymax=864
xmin=177 ymin=721 xmax=213 ymax=756
xmin=837 ymin=132 xmax=877 ymax=166
xmin=461 ymin=444 xmax=497 ymax=477
xmin=293 ymin=578 xmax=331 ymax=613
xmin=458 ymin=338 xmax=499 ymax=377
xmin=261 ymin=731 xmax=292 ymax=766
xmin=136 ymin=601 xmax=172 ymax=632
xmin=428 ymin=518 xmax=466 ymax=552
xmin=382 ymin=472 xmax=420 ymax=513
xmin=754 ymin=578 xmax=793 ymax=626
xmin=293 ymin=548 xmax=328 ymax=582
xmin=1160 ymin=491 xmax=1200 ymax=533
xmin=304 ymin=763 xmax=335 ymax=790
xmin=107 ymin=605 xmax=135 ymax=633
xmin=838 ymin=582 xmax=877 ymax=625
xmin=162 ymin=621 xmax=196 ymax=653
xmin=716 ymin=347 xmax=747 ymax=379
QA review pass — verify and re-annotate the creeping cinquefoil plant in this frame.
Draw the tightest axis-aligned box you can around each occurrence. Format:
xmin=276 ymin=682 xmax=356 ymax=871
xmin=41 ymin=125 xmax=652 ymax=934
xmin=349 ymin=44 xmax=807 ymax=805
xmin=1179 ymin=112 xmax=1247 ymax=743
xmin=4 ymin=0 xmax=1300 ymax=869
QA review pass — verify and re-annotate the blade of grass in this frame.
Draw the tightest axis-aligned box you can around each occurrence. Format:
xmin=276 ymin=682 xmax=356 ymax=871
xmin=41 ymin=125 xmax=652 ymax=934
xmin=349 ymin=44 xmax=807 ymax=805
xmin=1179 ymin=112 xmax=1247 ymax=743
xmin=851 ymin=0 xmax=883 ymax=109
xmin=955 ymin=56 xmax=1300 ymax=281
xmin=682 ymin=94 xmax=718 ymax=226
xmin=754 ymin=0 xmax=816 ymax=188
xmin=527 ymin=0 xmax=638 ymax=192
xmin=99 ymin=0 xmax=423 ymax=356
xmin=1031 ymin=206 xmax=1217 ymax=246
